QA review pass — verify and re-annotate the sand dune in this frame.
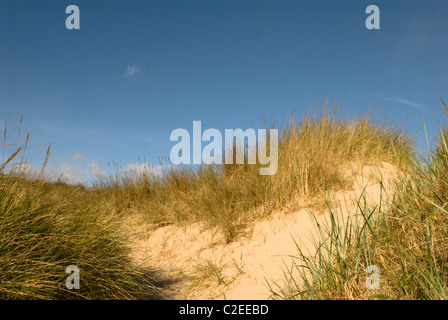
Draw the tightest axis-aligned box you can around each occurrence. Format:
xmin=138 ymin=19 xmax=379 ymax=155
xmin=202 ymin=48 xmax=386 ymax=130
xmin=129 ymin=161 xmax=398 ymax=299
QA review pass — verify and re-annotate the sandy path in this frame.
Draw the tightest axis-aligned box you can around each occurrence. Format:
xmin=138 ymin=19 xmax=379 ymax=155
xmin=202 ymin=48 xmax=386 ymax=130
xmin=129 ymin=162 xmax=398 ymax=299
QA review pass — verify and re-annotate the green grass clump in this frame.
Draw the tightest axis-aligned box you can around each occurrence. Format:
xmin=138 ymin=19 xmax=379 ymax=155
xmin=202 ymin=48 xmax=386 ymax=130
xmin=0 ymin=127 xmax=156 ymax=299
xmin=0 ymin=175 xmax=156 ymax=299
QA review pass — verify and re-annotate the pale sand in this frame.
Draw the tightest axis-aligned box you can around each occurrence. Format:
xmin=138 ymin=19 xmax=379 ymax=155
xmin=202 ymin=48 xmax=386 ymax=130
xmin=128 ymin=161 xmax=398 ymax=300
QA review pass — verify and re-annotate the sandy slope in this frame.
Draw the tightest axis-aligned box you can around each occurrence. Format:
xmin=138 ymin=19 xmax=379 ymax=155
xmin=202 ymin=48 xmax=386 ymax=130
xmin=129 ymin=161 xmax=398 ymax=300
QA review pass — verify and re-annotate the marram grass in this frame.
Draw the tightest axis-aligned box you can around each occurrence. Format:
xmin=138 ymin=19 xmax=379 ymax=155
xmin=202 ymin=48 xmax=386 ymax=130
xmin=4 ymin=99 xmax=446 ymax=300
xmin=93 ymin=100 xmax=415 ymax=242
xmin=268 ymin=99 xmax=448 ymax=300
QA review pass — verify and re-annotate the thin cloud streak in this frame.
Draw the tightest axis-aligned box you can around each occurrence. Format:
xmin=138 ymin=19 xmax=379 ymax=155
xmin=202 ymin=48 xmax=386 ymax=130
xmin=385 ymin=96 xmax=428 ymax=112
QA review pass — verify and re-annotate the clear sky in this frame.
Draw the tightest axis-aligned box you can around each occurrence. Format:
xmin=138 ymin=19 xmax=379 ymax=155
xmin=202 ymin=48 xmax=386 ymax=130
xmin=1 ymin=0 xmax=447 ymax=183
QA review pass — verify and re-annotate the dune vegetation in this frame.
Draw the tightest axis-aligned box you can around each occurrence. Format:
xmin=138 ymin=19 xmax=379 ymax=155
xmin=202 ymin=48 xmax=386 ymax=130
xmin=269 ymin=99 xmax=448 ymax=300
xmin=1 ymin=99 xmax=448 ymax=299
xmin=90 ymin=100 xmax=414 ymax=243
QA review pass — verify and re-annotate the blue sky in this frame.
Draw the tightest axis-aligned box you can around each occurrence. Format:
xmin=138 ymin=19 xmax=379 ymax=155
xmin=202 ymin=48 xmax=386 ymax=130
xmin=1 ymin=0 xmax=447 ymax=183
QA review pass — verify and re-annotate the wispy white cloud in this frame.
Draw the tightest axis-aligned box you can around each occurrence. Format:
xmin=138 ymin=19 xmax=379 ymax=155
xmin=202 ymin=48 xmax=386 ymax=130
xmin=14 ymin=162 xmax=88 ymax=185
xmin=72 ymin=153 xmax=86 ymax=161
xmin=89 ymin=162 xmax=170 ymax=179
xmin=123 ymin=65 xmax=141 ymax=78
xmin=385 ymin=96 xmax=427 ymax=112
xmin=11 ymin=158 xmax=169 ymax=186
xmin=45 ymin=163 xmax=87 ymax=185
xmin=89 ymin=163 xmax=107 ymax=179
xmin=124 ymin=163 xmax=167 ymax=176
